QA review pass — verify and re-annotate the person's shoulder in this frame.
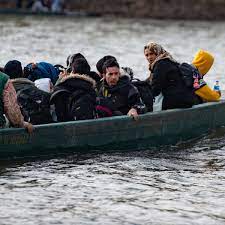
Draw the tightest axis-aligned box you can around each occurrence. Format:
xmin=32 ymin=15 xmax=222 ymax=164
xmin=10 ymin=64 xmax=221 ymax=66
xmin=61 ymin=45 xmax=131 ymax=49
xmin=154 ymin=58 xmax=178 ymax=71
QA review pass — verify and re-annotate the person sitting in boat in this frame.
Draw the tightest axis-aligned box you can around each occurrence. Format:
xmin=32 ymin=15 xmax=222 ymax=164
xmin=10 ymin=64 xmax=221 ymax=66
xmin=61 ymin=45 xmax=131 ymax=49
xmin=50 ymin=58 xmax=97 ymax=122
xmin=96 ymin=55 xmax=134 ymax=80
xmin=24 ymin=61 xmax=60 ymax=85
xmin=144 ymin=42 xmax=195 ymax=110
xmin=4 ymin=60 xmax=53 ymax=125
xmin=65 ymin=53 xmax=101 ymax=85
xmin=0 ymin=71 xmax=33 ymax=132
xmin=97 ymin=59 xmax=145 ymax=120
xmin=191 ymin=49 xmax=221 ymax=103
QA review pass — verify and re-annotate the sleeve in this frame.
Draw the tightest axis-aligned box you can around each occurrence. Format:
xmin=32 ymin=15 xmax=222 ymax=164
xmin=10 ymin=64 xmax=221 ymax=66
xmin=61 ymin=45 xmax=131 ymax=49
xmin=128 ymin=85 xmax=146 ymax=114
xmin=151 ymin=60 xmax=170 ymax=97
xmin=3 ymin=80 xmax=25 ymax=127
xmin=195 ymin=85 xmax=220 ymax=102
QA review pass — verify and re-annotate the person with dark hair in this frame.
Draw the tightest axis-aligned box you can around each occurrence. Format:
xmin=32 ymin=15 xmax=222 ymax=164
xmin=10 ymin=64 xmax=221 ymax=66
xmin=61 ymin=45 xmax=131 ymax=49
xmin=0 ymin=71 xmax=33 ymax=132
xmin=96 ymin=55 xmax=117 ymax=77
xmin=98 ymin=59 xmax=145 ymax=119
xmin=51 ymin=58 xmax=97 ymax=121
xmin=4 ymin=60 xmax=23 ymax=79
xmin=66 ymin=53 xmax=86 ymax=73
xmin=65 ymin=53 xmax=101 ymax=85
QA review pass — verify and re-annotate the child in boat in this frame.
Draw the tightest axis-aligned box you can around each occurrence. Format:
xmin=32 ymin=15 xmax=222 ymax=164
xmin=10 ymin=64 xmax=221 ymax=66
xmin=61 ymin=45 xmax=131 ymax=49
xmin=192 ymin=50 xmax=221 ymax=103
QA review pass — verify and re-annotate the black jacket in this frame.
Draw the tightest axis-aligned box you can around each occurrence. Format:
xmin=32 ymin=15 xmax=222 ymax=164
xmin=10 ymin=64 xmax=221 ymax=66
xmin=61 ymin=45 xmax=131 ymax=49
xmin=99 ymin=76 xmax=145 ymax=115
xmin=51 ymin=73 xmax=97 ymax=121
xmin=151 ymin=59 xmax=194 ymax=110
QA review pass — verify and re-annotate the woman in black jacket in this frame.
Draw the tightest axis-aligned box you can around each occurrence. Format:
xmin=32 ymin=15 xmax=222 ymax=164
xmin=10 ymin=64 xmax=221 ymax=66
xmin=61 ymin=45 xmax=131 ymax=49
xmin=144 ymin=42 xmax=194 ymax=110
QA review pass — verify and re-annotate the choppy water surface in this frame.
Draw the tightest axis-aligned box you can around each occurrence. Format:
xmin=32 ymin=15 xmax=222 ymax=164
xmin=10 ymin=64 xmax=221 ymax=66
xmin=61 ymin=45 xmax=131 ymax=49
xmin=0 ymin=15 xmax=225 ymax=225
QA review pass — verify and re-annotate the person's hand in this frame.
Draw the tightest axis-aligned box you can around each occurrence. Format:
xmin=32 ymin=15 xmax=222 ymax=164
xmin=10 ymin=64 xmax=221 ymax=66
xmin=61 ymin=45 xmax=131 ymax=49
xmin=59 ymin=69 xmax=67 ymax=78
xmin=127 ymin=108 xmax=138 ymax=121
xmin=23 ymin=122 xmax=34 ymax=134
xmin=31 ymin=62 xmax=37 ymax=69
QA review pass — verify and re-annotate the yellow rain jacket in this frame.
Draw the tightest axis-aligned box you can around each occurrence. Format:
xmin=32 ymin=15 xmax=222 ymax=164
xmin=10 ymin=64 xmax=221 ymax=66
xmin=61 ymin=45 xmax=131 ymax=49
xmin=192 ymin=50 xmax=220 ymax=102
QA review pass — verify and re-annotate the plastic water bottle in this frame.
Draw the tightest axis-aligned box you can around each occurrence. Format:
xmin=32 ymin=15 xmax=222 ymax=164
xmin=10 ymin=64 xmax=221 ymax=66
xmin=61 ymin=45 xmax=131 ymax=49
xmin=214 ymin=80 xmax=220 ymax=92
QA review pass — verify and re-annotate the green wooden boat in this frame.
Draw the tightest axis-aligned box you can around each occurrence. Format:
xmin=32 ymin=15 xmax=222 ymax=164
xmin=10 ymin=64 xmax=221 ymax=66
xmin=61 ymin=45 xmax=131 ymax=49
xmin=1 ymin=101 xmax=225 ymax=159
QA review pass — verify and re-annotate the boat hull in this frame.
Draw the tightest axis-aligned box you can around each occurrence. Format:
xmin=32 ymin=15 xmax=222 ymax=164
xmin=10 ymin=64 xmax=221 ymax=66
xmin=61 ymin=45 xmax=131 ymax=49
xmin=1 ymin=101 xmax=225 ymax=158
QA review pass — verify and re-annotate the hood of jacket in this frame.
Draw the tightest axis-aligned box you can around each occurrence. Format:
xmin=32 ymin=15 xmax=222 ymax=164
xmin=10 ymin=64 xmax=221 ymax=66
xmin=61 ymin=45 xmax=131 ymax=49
xmin=58 ymin=73 xmax=96 ymax=88
xmin=192 ymin=50 xmax=214 ymax=76
xmin=11 ymin=78 xmax=35 ymax=92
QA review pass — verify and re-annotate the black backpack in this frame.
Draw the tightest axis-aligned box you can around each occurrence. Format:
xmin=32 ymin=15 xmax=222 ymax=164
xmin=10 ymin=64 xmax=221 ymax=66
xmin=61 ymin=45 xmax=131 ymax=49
xmin=17 ymin=86 xmax=52 ymax=124
xmin=179 ymin=63 xmax=200 ymax=88
xmin=50 ymin=88 xmax=96 ymax=122
xmin=131 ymin=79 xmax=153 ymax=112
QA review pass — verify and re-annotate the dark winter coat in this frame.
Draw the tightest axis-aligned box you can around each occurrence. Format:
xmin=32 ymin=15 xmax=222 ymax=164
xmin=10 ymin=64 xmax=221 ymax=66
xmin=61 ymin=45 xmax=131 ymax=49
xmin=98 ymin=75 xmax=145 ymax=115
xmin=151 ymin=59 xmax=195 ymax=110
xmin=51 ymin=73 xmax=97 ymax=122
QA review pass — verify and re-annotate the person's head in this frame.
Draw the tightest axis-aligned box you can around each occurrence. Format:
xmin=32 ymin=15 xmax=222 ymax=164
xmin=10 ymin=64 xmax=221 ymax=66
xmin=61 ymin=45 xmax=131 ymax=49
xmin=66 ymin=53 xmax=86 ymax=73
xmin=4 ymin=60 xmax=23 ymax=79
xmin=144 ymin=42 xmax=167 ymax=65
xmin=102 ymin=59 xmax=120 ymax=87
xmin=192 ymin=50 xmax=214 ymax=76
xmin=96 ymin=55 xmax=117 ymax=76
xmin=71 ymin=58 xmax=91 ymax=75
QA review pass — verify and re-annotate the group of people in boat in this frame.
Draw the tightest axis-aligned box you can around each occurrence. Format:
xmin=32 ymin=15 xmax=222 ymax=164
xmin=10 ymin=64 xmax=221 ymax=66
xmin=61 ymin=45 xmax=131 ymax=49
xmin=0 ymin=42 xmax=221 ymax=133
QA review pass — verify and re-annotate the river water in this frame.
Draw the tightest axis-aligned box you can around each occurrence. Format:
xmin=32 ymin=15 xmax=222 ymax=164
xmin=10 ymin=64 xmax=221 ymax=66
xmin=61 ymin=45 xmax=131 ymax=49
xmin=0 ymin=15 xmax=225 ymax=225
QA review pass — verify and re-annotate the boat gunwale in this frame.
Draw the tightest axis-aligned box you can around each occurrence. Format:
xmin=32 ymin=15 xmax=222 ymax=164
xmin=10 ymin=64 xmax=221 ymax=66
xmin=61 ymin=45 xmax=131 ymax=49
xmin=0 ymin=100 xmax=224 ymax=135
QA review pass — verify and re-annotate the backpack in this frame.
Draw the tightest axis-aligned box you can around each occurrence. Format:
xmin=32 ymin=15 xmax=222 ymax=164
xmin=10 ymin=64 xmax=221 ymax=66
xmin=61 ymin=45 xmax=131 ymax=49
xmin=50 ymin=88 xmax=96 ymax=122
xmin=24 ymin=62 xmax=60 ymax=85
xmin=17 ymin=86 xmax=52 ymax=125
xmin=131 ymin=79 xmax=153 ymax=112
xmin=179 ymin=63 xmax=200 ymax=88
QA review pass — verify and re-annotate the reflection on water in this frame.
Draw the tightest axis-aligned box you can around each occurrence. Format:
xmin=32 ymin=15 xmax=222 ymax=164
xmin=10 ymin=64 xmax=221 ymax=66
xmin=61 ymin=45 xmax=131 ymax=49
xmin=1 ymin=15 xmax=225 ymax=225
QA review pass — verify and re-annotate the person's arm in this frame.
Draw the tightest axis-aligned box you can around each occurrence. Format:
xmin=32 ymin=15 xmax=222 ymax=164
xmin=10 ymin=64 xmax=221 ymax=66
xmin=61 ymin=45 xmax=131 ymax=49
xmin=127 ymin=85 xmax=146 ymax=119
xmin=3 ymin=80 xmax=33 ymax=133
xmin=151 ymin=60 xmax=168 ymax=97
xmin=195 ymin=84 xmax=220 ymax=102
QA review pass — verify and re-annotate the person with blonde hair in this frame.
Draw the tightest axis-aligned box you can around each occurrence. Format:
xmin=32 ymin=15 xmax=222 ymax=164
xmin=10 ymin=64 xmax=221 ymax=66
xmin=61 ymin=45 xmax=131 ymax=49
xmin=144 ymin=42 xmax=194 ymax=110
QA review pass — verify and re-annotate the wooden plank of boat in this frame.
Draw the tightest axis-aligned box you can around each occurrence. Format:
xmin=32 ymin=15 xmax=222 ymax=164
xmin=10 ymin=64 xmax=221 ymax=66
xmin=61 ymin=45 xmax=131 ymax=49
xmin=0 ymin=101 xmax=225 ymax=159
xmin=0 ymin=8 xmax=101 ymax=17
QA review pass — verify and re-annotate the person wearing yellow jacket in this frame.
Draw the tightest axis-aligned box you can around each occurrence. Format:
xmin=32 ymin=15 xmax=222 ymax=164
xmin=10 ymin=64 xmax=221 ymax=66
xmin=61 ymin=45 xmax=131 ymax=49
xmin=192 ymin=50 xmax=221 ymax=102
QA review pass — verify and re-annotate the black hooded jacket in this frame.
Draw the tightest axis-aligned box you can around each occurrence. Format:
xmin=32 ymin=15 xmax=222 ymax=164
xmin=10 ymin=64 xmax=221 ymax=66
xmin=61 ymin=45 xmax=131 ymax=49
xmin=51 ymin=73 xmax=97 ymax=121
xmin=151 ymin=59 xmax=195 ymax=110
xmin=99 ymin=75 xmax=145 ymax=115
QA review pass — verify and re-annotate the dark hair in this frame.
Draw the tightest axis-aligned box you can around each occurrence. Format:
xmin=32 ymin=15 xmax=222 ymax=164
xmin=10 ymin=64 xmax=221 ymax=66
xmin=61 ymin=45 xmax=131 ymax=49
xmin=102 ymin=59 xmax=120 ymax=74
xmin=71 ymin=58 xmax=91 ymax=75
xmin=4 ymin=60 xmax=23 ymax=79
xmin=96 ymin=55 xmax=117 ymax=75
xmin=0 ymin=67 xmax=4 ymax=72
xmin=66 ymin=53 xmax=86 ymax=73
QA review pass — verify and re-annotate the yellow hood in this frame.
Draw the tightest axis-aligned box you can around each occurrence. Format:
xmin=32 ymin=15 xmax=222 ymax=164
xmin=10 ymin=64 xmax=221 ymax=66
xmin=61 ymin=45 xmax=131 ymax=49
xmin=192 ymin=50 xmax=214 ymax=76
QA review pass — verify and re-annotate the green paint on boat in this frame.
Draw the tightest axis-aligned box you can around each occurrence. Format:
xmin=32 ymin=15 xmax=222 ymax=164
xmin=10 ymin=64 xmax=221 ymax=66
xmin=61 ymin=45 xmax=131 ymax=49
xmin=1 ymin=101 xmax=225 ymax=159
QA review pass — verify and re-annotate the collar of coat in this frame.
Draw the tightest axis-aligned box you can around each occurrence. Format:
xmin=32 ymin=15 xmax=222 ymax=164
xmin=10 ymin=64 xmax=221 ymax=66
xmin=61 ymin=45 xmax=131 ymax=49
xmin=11 ymin=78 xmax=35 ymax=85
xmin=59 ymin=73 xmax=96 ymax=88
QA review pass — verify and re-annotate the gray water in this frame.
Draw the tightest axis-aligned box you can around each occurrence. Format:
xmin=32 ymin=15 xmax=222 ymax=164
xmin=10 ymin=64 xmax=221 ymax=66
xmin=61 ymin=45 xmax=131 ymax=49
xmin=0 ymin=15 xmax=225 ymax=225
